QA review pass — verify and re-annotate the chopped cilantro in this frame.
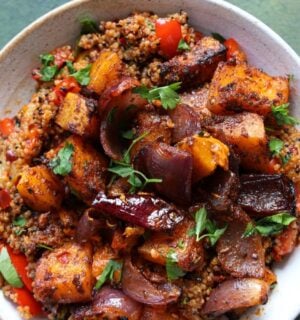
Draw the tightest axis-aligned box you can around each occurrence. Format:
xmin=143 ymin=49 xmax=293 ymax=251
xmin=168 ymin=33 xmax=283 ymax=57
xmin=49 ymin=142 xmax=74 ymax=176
xmin=80 ymin=17 xmax=99 ymax=35
xmin=271 ymin=103 xmax=300 ymax=126
xmin=211 ymin=32 xmax=226 ymax=43
xmin=166 ymin=249 xmax=186 ymax=281
xmin=94 ymin=260 xmax=123 ymax=290
xmin=178 ymin=39 xmax=190 ymax=51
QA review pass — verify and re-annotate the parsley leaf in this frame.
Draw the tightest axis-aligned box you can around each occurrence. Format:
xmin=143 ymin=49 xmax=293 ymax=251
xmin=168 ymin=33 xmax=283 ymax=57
xmin=0 ymin=247 xmax=23 ymax=288
xmin=94 ymin=260 xmax=123 ymax=290
xmin=80 ymin=17 xmax=99 ymax=35
xmin=243 ymin=212 xmax=296 ymax=238
xmin=166 ymin=249 xmax=186 ymax=281
xmin=49 ymin=142 xmax=74 ymax=176
xmin=121 ymin=129 xmax=135 ymax=140
xmin=271 ymin=103 xmax=300 ymax=126
xmin=211 ymin=32 xmax=226 ymax=43
xmin=133 ymin=82 xmax=181 ymax=110
xmin=67 ymin=62 xmax=92 ymax=85
xmin=178 ymin=39 xmax=190 ymax=51
xmin=108 ymin=132 xmax=162 ymax=193
xmin=40 ymin=53 xmax=54 ymax=66
xmin=13 ymin=216 xmax=26 ymax=227
xmin=190 ymin=207 xmax=227 ymax=246
xmin=269 ymin=138 xmax=284 ymax=156
xmin=39 ymin=53 xmax=58 ymax=82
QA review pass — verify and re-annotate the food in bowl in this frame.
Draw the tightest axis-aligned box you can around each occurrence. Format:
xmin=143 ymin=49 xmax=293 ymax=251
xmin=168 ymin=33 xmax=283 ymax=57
xmin=0 ymin=11 xmax=299 ymax=319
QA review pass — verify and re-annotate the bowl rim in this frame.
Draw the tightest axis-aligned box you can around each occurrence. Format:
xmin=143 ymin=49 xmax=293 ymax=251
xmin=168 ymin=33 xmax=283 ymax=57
xmin=0 ymin=0 xmax=299 ymax=66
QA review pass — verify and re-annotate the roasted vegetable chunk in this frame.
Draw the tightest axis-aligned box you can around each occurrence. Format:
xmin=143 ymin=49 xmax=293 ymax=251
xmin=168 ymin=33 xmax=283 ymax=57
xmin=135 ymin=143 xmax=193 ymax=205
xmin=237 ymin=174 xmax=295 ymax=217
xmin=17 ymin=165 xmax=64 ymax=212
xmin=207 ymin=62 xmax=289 ymax=116
xmin=131 ymin=110 xmax=172 ymax=161
xmin=55 ymin=92 xmax=99 ymax=138
xmin=202 ymin=278 xmax=269 ymax=316
xmin=33 ymin=242 xmax=93 ymax=304
xmin=88 ymin=51 xmax=123 ymax=94
xmin=177 ymin=134 xmax=229 ymax=182
xmin=138 ymin=219 xmax=205 ymax=271
xmin=46 ymin=135 xmax=108 ymax=204
xmin=160 ymin=37 xmax=226 ymax=88
xmin=206 ymin=112 xmax=271 ymax=172
xmin=216 ymin=206 xmax=265 ymax=278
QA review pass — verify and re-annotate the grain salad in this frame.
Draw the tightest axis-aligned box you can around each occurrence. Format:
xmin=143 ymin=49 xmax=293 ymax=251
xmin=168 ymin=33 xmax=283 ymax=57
xmin=0 ymin=11 xmax=299 ymax=320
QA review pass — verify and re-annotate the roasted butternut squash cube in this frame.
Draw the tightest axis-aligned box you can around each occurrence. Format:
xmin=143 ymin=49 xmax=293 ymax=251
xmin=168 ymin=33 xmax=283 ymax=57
xmin=138 ymin=219 xmax=205 ymax=271
xmin=88 ymin=51 xmax=122 ymax=94
xmin=55 ymin=92 xmax=100 ymax=138
xmin=207 ymin=62 xmax=289 ymax=116
xmin=207 ymin=112 xmax=272 ymax=172
xmin=33 ymin=242 xmax=93 ymax=304
xmin=177 ymin=134 xmax=229 ymax=182
xmin=92 ymin=245 xmax=121 ymax=282
xmin=46 ymin=135 xmax=108 ymax=204
xmin=17 ymin=165 xmax=64 ymax=212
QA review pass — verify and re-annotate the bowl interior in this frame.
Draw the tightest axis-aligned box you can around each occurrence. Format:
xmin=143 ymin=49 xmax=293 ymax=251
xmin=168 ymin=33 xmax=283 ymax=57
xmin=0 ymin=1 xmax=299 ymax=319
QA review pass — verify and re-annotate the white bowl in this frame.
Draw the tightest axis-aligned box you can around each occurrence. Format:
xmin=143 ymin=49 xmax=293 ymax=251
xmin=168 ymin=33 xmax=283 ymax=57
xmin=0 ymin=1 xmax=299 ymax=319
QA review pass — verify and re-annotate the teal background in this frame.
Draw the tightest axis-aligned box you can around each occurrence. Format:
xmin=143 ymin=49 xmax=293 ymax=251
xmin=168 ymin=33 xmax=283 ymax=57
xmin=0 ymin=0 xmax=299 ymax=54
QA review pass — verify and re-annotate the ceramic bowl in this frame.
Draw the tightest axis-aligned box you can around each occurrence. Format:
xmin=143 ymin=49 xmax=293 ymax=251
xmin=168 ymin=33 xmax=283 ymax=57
xmin=0 ymin=1 xmax=299 ymax=319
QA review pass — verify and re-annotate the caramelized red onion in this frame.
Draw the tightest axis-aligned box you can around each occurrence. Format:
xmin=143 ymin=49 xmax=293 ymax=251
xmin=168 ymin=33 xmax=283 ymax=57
xmin=202 ymin=278 xmax=269 ymax=316
xmin=216 ymin=206 xmax=265 ymax=278
xmin=99 ymin=77 xmax=147 ymax=160
xmin=76 ymin=208 xmax=107 ymax=242
xmin=168 ymin=103 xmax=202 ymax=143
xmin=237 ymin=174 xmax=295 ymax=217
xmin=73 ymin=286 xmax=143 ymax=320
xmin=122 ymin=258 xmax=181 ymax=305
xmin=92 ymin=192 xmax=184 ymax=231
xmin=135 ymin=143 xmax=193 ymax=205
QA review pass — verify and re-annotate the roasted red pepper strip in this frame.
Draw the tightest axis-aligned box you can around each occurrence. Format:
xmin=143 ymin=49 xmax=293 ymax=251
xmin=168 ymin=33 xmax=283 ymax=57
xmin=6 ymin=246 xmax=33 ymax=291
xmin=52 ymin=77 xmax=81 ymax=106
xmin=0 ymin=190 xmax=11 ymax=209
xmin=14 ymin=287 xmax=43 ymax=316
xmin=0 ymin=118 xmax=15 ymax=137
xmin=155 ymin=18 xmax=182 ymax=58
xmin=224 ymin=38 xmax=247 ymax=63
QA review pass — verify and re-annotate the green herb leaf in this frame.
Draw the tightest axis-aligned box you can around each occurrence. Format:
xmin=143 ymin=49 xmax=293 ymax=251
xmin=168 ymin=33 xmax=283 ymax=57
xmin=194 ymin=207 xmax=207 ymax=241
xmin=190 ymin=207 xmax=227 ymax=246
xmin=67 ymin=63 xmax=92 ymax=85
xmin=133 ymin=82 xmax=181 ymax=110
xmin=271 ymin=103 xmax=300 ymax=126
xmin=178 ymin=39 xmax=190 ymax=51
xmin=80 ymin=17 xmax=99 ymax=35
xmin=13 ymin=216 xmax=26 ymax=227
xmin=166 ymin=249 xmax=186 ymax=281
xmin=40 ymin=65 xmax=58 ymax=82
xmin=177 ymin=239 xmax=185 ymax=249
xmin=108 ymin=132 xmax=162 ymax=193
xmin=37 ymin=244 xmax=53 ymax=251
xmin=211 ymin=32 xmax=226 ymax=43
xmin=94 ymin=260 xmax=123 ymax=290
xmin=280 ymin=153 xmax=291 ymax=165
xmin=269 ymin=138 xmax=284 ymax=156
xmin=49 ymin=142 xmax=74 ymax=176
xmin=243 ymin=212 xmax=296 ymax=238
xmin=40 ymin=53 xmax=54 ymax=66
xmin=121 ymin=129 xmax=135 ymax=140
xmin=0 ymin=247 xmax=23 ymax=288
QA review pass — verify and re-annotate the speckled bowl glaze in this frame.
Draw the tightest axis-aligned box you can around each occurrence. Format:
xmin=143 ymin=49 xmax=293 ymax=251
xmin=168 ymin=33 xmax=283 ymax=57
xmin=0 ymin=1 xmax=299 ymax=320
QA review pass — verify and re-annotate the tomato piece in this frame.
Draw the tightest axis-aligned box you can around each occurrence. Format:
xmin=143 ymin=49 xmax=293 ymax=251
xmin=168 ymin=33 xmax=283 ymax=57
xmin=14 ymin=288 xmax=43 ymax=316
xmin=155 ymin=18 xmax=182 ymax=58
xmin=52 ymin=77 xmax=81 ymax=106
xmin=224 ymin=38 xmax=247 ymax=63
xmin=0 ymin=118 xmax=15 ymax=137
xmin=0 ymin=190 xmax=11 ymax=209
xmin=6 ymin=246 xmax=33 ymax=291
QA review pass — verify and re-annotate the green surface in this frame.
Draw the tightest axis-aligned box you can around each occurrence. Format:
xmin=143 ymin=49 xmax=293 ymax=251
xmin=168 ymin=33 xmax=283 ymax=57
xmin=0 ymin=0 xmax=299 ymax=54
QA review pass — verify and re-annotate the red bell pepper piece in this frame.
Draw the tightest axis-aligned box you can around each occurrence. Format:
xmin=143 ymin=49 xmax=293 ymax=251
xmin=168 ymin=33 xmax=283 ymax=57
xmin=14 ymin=287 xmax=43 ymax=316
xmin=0 ymin=190 xmax=11 ymax=209
xmin=0 ymin=118 xmax=15 ymax=137
xmin=155 ymin=18 xmax=182 ymax=58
